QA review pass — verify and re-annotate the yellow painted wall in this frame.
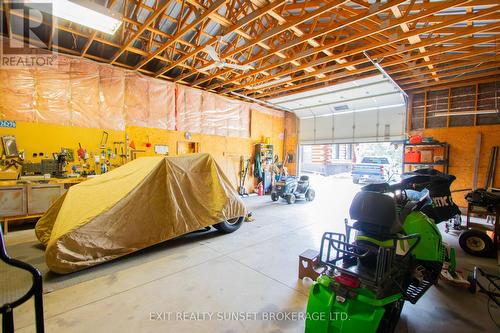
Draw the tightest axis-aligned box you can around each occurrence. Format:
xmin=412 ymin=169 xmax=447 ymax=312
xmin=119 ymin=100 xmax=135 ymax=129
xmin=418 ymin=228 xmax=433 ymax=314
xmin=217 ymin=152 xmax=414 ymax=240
xmin=284 ymin=112 xmax=299 ymax=176
xmin=418 ymin=125 xmax=500 ymax=207
xmin=126 ymin=126 xmax=254 ymax=190
xmin=0 ymin=122 xmax=124 ymax=171
xmin=127 ymin=109 xmax=287 ymax=192
xmin=1 ymin=110 xmax=289 ymax=193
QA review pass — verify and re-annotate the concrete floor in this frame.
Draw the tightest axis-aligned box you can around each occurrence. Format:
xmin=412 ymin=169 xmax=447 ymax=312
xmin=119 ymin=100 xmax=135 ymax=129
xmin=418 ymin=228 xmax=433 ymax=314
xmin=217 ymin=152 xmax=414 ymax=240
xmin=5 ymin=176 xmax=499 ymax=333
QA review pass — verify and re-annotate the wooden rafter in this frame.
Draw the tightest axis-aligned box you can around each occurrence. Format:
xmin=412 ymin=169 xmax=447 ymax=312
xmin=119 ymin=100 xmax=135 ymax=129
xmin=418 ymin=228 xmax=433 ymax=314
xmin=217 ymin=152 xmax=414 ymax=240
xmin=154 ymin=0 xmax=287 ymax=76
xmin=211 ymin=0 xmax=476 ymax=93
xmin=1 ymin=0 xmax=498 ymax=99
xmin=109 ymin=0 xmax=174 ymax=64
xmin=134 ymin=0 xmax=229 ymax=70
xmin=254 ymin=33 xmax=499 ymax=100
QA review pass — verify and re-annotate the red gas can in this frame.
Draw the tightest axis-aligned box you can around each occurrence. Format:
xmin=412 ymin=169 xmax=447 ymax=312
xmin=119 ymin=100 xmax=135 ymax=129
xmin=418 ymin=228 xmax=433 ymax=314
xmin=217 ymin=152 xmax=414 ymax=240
xmin=257 ymin=183 xmax=264 ymax=196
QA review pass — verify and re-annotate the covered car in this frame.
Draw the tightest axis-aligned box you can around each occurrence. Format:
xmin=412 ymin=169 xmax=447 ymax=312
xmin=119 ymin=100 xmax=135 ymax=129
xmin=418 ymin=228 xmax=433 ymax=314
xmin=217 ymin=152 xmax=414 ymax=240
xmin=35 ymin=153 xmax=246 ymax=274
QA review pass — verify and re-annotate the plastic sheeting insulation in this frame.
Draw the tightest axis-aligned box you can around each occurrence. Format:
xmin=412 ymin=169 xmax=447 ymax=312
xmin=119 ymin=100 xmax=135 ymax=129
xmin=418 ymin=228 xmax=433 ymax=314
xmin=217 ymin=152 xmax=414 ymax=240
xmin=0 ymin=52 xmax=284 ymax=137
xmin=176 ymin=85 xmax=250 ymax=137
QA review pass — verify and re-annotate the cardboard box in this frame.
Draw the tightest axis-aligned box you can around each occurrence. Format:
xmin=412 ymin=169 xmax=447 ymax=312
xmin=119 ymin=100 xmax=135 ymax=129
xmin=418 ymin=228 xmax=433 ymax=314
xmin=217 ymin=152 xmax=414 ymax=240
xmin=420 ymin=150 xmax=433 ymax=163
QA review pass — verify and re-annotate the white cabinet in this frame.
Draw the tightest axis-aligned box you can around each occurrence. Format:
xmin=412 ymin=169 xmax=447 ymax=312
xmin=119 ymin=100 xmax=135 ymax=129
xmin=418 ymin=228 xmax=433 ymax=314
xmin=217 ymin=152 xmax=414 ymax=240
xmin=0 ymin=186 xmax=27 ymax=217
xmin=27 ymin=184 xmax=64 ymax=214
xmin=0 ymin=184 xmax=63 ymax=217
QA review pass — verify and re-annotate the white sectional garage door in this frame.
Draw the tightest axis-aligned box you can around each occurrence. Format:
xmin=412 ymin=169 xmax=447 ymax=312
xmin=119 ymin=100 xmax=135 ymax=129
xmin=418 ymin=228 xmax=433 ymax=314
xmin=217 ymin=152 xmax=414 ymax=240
xmin=270 ymin=75 xmax=407 ymax=144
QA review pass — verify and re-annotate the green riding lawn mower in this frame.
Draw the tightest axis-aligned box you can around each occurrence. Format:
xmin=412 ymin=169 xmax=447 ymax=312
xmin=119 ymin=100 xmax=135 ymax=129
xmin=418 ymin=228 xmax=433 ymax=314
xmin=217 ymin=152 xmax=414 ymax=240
xmin=305 ymin=170 xmax=462 ymax=333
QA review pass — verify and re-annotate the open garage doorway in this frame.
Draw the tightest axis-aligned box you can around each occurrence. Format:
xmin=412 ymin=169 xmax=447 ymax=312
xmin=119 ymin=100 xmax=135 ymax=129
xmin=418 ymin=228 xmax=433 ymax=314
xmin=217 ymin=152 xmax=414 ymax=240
xmin=297 ymin=142 xmax=403 ymax=219
xmin=300 ymin=142 xmax=403 ymax=179
xmin=269 ymin=74 xmax=407 ymax=218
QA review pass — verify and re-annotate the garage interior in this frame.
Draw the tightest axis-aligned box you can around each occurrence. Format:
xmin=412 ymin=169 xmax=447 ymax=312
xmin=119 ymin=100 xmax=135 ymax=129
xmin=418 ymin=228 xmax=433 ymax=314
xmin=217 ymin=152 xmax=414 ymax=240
xmin=0 ymin=0 xmax=499 ymax=332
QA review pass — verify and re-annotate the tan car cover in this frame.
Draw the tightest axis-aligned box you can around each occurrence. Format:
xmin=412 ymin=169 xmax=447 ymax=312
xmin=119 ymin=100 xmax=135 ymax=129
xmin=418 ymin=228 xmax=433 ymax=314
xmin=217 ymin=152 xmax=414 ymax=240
xmin=35 ymin=153 xmax=246 ymax=274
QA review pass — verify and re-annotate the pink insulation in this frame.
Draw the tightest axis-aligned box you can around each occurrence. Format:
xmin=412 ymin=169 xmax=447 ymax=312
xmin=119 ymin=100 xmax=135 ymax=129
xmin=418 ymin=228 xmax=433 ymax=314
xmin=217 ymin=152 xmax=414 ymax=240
xmin=125 ymin=72 xmax=149 ymax=128
xmin=34 ymin=58 xmax=71 ymax=126
xmin=148 ymin=78 xmax=175 ymax=130
xmin=176 ymin=85 xmax=250 ymax=138
xmin=176 ymin=85 xmax=203 ymax=133
xmin=1 ymin=53 xmax=251 ymax=137
xmin=0 ymin=69 xmax=36 ymax=122
xmin=98 ymin=65 xmax=126 ymax=131
xmin=70 ymin=59 xmax=101 ymax=128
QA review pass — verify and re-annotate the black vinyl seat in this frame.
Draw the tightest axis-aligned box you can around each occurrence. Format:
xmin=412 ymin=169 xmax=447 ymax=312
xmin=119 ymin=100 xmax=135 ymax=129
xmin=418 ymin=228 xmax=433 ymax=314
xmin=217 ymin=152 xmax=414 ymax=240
xmin=297 ymin=175 xmax=309 ymax=193
xmin=349 ymin=191 xmax=402 ymax=237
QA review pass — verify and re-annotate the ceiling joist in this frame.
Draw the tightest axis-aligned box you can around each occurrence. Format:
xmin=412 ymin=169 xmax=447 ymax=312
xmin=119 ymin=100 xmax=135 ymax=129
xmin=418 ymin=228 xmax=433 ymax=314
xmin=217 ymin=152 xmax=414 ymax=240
xmin=0 ymin=0 xmax=498 ymax=101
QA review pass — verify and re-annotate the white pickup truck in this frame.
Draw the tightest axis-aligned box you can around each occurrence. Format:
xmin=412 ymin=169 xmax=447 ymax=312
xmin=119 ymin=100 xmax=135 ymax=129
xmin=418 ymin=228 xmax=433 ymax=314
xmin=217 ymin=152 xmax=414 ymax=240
xmin=351 ymin=157 xmax=392 ymax=184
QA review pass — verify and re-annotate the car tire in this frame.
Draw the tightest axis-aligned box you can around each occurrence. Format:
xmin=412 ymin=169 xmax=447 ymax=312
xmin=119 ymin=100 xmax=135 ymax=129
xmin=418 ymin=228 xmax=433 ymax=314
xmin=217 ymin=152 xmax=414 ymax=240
xmin=271 ymin=192 xmax=279 ymax=202
xmin=286 ymin=194 xmax=296 ymax=204
xmin=213 ymin=216 xmax=244 ymax=233
xmin=305 ymin=189 xmax=315 ymax=201
xmin=352 ymin=178 xmax=360 ymax=184
xmin=459 ymin=229 xmax=495 ymax=257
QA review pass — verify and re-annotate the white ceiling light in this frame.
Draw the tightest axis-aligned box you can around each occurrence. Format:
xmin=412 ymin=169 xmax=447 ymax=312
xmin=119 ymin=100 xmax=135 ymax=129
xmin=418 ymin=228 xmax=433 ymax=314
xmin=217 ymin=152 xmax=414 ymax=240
xmin=27 ymin=0 xmax=122 ymax=35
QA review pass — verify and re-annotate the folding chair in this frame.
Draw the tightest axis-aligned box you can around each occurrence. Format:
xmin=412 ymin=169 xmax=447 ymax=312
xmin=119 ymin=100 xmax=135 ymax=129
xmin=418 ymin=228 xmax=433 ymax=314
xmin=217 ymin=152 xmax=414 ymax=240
xmin=0 ymin=229 xmax=44 ymax=333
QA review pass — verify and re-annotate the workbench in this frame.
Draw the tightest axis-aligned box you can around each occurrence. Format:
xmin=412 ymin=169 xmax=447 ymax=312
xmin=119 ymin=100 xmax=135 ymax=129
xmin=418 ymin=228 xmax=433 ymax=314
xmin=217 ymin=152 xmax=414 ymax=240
xmin=0 ymin=177 xmax=87 ymax=234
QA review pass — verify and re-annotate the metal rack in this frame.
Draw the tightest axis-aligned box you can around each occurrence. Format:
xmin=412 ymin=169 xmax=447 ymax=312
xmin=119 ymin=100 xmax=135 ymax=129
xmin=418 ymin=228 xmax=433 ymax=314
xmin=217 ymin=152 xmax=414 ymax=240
xmin=403 ymin=142 xmax=450 ymax=174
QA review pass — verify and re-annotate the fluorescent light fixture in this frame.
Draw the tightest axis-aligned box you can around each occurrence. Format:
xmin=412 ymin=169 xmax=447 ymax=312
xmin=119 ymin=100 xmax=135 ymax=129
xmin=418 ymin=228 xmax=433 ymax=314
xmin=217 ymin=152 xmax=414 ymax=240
xmin=300 ymin=103 xmax=406 ymax=119
xmin=251 ymin=76 xmax=292 ymax=90
xmin=429 ymin=110 xmax=499 ymax=117
xmin=26 ymin=0 xmax=122 ymax=35
xmin=231 ymin=92 xmax=292 ymax=112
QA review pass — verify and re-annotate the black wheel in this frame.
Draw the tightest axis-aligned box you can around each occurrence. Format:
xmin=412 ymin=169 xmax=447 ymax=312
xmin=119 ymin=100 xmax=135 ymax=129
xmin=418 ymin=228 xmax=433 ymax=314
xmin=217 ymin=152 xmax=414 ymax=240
xmin=377 ymin=299 xmax=405 ymax=333
xmin=213 ymin=216 xmax=244 ymax=233
xmin=352 ymin=178 xmax=360 ymax=184
xmin=286 ymin=194 xmax=296 ymax=204
xmin=459 ymin=229 xmax=495 ymax=257
xmin=271 ymin=192 xmax=279 ymax=202
xmin=305 ymin=188 xmax=315 ymax=201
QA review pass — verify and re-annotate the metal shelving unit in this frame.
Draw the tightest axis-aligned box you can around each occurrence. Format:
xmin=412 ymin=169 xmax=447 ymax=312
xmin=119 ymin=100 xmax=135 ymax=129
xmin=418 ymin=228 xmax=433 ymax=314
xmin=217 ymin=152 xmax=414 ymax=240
xmin=403 ymin=142 xmax=450 ymax=174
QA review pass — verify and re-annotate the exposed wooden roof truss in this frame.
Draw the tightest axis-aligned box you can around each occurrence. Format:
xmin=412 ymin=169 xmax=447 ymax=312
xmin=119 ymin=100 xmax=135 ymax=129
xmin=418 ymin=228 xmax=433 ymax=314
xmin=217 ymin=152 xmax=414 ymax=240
xmin=1 ymin=0 xmax=499 ymax=98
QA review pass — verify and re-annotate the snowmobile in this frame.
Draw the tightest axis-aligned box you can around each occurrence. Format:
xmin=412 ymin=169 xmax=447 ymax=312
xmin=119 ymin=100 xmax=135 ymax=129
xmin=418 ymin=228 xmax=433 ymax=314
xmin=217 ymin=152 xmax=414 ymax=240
xmin=305 ymin=176 xmax=445 ymax=333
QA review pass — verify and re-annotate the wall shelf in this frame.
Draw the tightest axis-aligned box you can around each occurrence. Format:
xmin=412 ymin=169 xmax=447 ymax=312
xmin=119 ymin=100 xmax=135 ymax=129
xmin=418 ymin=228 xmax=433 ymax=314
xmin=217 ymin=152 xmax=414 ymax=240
xmin=403 ymin=141 xmax=449 ymax=174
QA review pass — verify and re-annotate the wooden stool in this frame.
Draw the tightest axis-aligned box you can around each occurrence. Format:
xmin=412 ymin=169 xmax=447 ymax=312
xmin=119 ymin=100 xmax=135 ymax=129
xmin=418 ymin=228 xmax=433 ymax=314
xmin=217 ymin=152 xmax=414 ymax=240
xmin=299 ymin=249 xmax=323 ymax=280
